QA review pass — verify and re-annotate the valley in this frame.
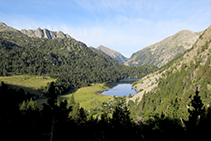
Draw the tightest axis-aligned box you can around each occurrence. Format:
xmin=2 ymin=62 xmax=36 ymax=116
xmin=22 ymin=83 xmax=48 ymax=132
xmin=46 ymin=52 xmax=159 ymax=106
xmin=1 ymin=22 xmax=211 ymax=140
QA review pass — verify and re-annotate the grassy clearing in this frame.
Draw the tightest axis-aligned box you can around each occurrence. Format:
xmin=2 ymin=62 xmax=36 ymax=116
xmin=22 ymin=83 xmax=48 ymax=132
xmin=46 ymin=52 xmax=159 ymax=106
xmin=0 ymin=75 xmax=112 ymax=110
xmin=0 ymin=75 xmax=56 ymax=95
xmin=61 ymin=83 xmax=112 ymax=110
xmin=0 ymin=75 xmax=56 ymax=89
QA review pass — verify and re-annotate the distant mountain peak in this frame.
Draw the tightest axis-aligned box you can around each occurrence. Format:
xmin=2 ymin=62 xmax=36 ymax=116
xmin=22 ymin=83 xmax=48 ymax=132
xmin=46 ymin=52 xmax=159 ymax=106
xmin=130 ymin=25 xmax=211 ymax=103
xmin=21 ymin=27 xmax=72 ymax=39
xmin=97 ymin=45 xmax=128 ymax=64
xmin=97 ymin=45 xmax=116 ymax=56
xmin=125 ymin=29 xmax=203 ymax=67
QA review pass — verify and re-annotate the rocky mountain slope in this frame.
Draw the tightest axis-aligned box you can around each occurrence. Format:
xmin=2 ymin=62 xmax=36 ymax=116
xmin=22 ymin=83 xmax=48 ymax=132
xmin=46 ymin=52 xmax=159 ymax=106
xmin=89 ymin=46 xmax=114 ymax=60
xmin=0 ymin=22 xmax=20 ymax=32
xmin=0 ymin=22 xmax=157 ymax=95
xmin=21 ymin=27 xmax=72 ymax=39
xmin=128 ymin=24 xmax=211 ymax=120
xmin=125 ymin=30 xmax=203 ymax=67
xmin=97 ymin=45 xmax=128 ymax=64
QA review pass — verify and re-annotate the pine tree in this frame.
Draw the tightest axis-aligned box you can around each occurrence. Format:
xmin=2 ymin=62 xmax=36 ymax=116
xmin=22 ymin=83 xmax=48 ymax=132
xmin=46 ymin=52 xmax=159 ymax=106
xmin=47 ymin=82 xmax=57 ymax=108
xmin=78 ymin=107 xmax=87 ymax=123
xmin=70 ymin=103 xmax=80 ymax=120
xmin=20 ymin=100 xmax=27 ymax=113
xmin=188 ymin=90 xmax=205 ymax=126
xmin=185 ymin=89 xmax=205 ymax=139
xmin=27 ymin=98 xmax=38 ymax=111
xmin=68 ymin=94 xmax=76 ymax=107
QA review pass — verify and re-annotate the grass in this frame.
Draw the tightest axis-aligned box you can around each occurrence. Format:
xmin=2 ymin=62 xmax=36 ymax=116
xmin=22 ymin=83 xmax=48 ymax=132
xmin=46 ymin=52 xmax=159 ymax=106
xmin=61 ymin=83 xmax=113 ymax=110
xmin=0 ymin=75 xmax=112 ymax=110
xmin=0 ymin=75 xmax=56 ymax=95
xmin=0 ymin=75 xmax=56 ymax=89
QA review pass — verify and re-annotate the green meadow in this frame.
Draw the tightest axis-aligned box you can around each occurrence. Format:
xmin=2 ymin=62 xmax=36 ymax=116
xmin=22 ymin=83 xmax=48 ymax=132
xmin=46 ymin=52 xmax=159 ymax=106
xmin=0 ymin=75 xmax=112 ymax=110
xmin=61 ymin=83 xmax=113 ymax=110
xmin=0 ymin=75 xmax=56 ymax=95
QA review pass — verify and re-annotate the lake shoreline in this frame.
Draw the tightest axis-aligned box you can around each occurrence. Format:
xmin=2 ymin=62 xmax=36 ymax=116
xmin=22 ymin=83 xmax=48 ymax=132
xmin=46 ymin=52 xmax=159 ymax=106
xmin=100 ymin=78 xmax=138 ymax=97
xmin=95 ymin=87 xmax=110 ymax=96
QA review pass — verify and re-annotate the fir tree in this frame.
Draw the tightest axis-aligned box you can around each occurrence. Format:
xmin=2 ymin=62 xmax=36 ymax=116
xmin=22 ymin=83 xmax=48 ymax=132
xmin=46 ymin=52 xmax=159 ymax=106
xmin=185 ymin=89 xmax=206 ymax=139
xmin=20 ymin=100 xmax=27 ymax=113
xmin=27 ymin=98 xmax=38 ymax=111
xmin=47 ymin=82 xmax=57 ymax=109
xmin=69 ymin=94 xmax=76 ymax=107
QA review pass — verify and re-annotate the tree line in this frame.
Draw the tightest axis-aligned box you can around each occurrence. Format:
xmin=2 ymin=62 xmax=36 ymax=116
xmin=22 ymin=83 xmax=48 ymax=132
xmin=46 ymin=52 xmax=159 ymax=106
xmin=133 ymin=53 xmax=211 ymax=123
xmin=1 ymin=81 xmax=211 ymax=140
xmin=0 ymin=30 xmax=157 ymax=96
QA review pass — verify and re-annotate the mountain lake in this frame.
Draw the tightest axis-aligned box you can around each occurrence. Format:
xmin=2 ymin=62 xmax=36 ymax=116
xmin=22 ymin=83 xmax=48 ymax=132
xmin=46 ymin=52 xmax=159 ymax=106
xmin=102 ymin=78 xmax=138 ymax=96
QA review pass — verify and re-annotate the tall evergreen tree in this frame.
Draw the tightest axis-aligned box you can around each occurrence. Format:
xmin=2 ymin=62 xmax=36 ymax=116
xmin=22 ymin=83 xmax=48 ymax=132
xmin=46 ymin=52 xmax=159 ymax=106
xmin=47 ymin=82 xmax=57 ymax=109
xmin=185 ymin=89 xmax=206 ymax=139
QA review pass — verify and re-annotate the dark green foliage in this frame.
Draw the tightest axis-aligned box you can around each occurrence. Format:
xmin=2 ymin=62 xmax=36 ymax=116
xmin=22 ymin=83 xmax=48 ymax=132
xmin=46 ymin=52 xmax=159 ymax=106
xmin=47 ymin=82 xmax=57 ymax=108
xmin=0 ymin=30 xmax=157 ymax=95
xmin=1 ymin=79 xmax=211 ymax=140
xmin=184 ymin=90 xmax=207 ymax=140
xmin=136 ymin=51 xmax=211 ymax=121
xmin=1 ymin=24 xmax=211 ymax=140
xmin=142 ymin=114 xmax=185 ymax=140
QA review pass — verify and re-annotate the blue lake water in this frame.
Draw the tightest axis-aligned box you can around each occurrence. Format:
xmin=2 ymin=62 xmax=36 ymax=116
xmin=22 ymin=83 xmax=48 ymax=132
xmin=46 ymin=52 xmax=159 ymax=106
xmin=102 ymin=79 xmax=138 ymax=96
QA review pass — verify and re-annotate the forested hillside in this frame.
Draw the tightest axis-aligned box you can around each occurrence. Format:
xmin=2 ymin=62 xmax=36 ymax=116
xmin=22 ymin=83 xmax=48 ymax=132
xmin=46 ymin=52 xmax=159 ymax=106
xmin=0 ymin=23 xmax=157 ymax=96
xmin=2 ymin=80 xmax=211 ymax=140
xmin=2 ymin=22 xmax=211 ymax=140
xmin=129 ymin=25 xmax=211 ymax=122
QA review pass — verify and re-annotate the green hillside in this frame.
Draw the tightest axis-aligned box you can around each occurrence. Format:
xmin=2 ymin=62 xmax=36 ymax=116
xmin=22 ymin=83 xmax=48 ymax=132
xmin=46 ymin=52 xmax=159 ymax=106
xmin=129 ymin=25 xmax=211 ymax=121
xmin=1 ymin=22 xmax=211 ymax=140
xmin=0 ymin=23 xmax=157 ymax=95
xmin=0 ymin=75 xmax=55 ymax=95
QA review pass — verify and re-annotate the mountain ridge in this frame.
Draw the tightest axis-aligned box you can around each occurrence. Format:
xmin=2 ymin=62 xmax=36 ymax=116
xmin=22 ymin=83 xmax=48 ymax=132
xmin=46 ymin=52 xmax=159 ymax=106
xmin=97 ymin=45 xmax=128 ymax=64
xmin=129 ymin=25 xmax=211 ymax=103
xmin=125 ymin=29 xmax=203 ymax=67
xmin=0 ymin=22 xmax=157 ymax=96
xmin=20 ymin=27 xmax=72 ymax=39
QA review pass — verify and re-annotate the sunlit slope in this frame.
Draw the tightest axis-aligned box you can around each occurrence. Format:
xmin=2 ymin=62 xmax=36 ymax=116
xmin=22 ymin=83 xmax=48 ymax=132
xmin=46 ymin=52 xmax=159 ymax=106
xmin=97 ymin=45 xmax=128 ymax=64
xmin=61 ymin=83 xmax=112 ymax=110
xmin=127 ymin=25 xmax=211 ymax=121
xmin=0 ymin=22 xmax=157 ymax=94
xmin=0 ymin=75 xmax=55 ymax=95
xmin=125 ymin=30 xmax=203 ymax=67
xmin=130 ymin=25 xmax=211 ymax=103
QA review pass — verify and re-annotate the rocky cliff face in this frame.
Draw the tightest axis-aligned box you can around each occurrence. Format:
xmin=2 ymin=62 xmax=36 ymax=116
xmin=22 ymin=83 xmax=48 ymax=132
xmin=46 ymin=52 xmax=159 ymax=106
xmin=125 ymin=30 xmax=203 ymax=67
xmin=97 ymin=45 xmax=128 ymax=64
xmin=21 ymin=28 xmax=72 ymax=39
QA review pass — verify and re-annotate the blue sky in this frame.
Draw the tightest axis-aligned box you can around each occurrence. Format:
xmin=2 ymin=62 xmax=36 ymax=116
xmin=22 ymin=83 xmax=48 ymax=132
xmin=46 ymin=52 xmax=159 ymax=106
xmin=0 ymin=0 xmax=211 ymax=57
